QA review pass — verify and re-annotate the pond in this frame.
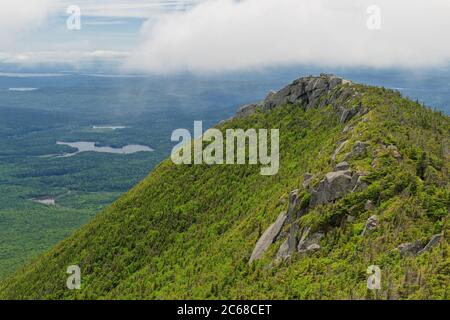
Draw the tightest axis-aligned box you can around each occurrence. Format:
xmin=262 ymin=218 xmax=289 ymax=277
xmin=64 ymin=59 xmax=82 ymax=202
xmin=56 ymin=141 xmax=154 ymax=157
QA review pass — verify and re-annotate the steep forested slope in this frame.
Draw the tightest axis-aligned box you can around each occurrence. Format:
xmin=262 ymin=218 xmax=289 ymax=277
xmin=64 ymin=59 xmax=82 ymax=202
xmin=1 ymin=75 xmax=448 ymax=299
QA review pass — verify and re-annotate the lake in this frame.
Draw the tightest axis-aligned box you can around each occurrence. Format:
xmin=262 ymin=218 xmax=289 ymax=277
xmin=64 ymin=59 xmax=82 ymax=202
xmin=56 ymin=141 xmax=154 ymax=157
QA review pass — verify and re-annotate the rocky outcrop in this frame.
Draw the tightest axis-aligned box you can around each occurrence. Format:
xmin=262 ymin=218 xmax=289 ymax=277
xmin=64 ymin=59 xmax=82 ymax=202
xmin=260 ymin=74 xmax=346 ymax=111
xmin=309 ymin=169 xmax=363 ymax=207
xmin=275 ymin=240 xmax=290 ymax=263
xmin=338 ymin=106 xmax=358 ymax=123
xmin=255 ymin=157 xmax=372 ymax=263
xmin=234 ymin=74 xmax=358 ymax=121
xmin=352 ymin=174 xmax=368 ymax=192
xmin=335 ymin=161 xmax=350 ymax=171
xmin=297 ymin=228 xmax=324 ymax=253
xmin=418 ymin=234 xmax=442 ymax=255
xmin=275 ymin=224 xmax=299 ymax=263
xmin=398 ymin=241 xmax=423 ymax=256
xmin=344 ymin=141 xmax=370 ymax=161
xmin=397 ymin=234 xmax=442 ymax=257
xmin=249 ymin=212 xmax=287 ymax=263
xmin=286 ymin=190 xmax=299 ymax=223
xmin=251 ymin=118 xmax=375 ymax=263
xmin=235 ymin=103 xmax=259 ymax=119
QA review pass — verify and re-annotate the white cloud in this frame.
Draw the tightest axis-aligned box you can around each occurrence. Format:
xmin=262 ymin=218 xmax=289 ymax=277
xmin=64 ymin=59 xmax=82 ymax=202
xmin=0 ymin=51 xmax=128 ymax=65
xmin=0 ymin=0 xmax=55 ymax=48
xmin=0 ymin=0 xmax=208 ymax=68
xmin=55 ymin=0 xmax=207 ymax=18
xmin=124 ymin=0 xmax=450 ymax=73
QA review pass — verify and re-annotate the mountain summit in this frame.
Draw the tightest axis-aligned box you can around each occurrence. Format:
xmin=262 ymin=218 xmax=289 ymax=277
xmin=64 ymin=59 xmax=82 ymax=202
xmin=1 ymin=75 xmax=448 ymax=299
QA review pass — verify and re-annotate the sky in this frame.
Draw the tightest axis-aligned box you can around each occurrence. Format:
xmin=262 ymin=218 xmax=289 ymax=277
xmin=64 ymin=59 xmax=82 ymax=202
xmin=1 ymin=0 xmax=450 ymax=74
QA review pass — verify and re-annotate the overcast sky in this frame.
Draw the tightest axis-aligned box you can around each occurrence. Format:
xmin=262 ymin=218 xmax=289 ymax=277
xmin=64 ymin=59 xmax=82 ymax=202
xmin=1 ymin=0 xmax=450 ymax=73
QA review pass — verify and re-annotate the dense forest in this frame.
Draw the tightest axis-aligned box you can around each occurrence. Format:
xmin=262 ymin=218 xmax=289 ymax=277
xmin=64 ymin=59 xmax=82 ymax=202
xmin=1 ymin=76 xmax=448 ymax=299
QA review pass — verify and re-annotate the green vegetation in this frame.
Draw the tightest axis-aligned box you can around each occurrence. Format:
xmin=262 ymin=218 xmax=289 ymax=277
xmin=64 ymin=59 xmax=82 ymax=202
xmin=0 ymin=82 xmax=448 ymax=299
xmin=0 ymin=106 xmax=166 ymax=278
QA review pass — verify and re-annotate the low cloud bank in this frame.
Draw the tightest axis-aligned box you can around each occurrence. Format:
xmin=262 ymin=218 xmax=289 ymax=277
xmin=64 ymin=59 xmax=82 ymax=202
xmin=125 ymin=0 xmax=450 ymax=73
xmin=0 ymin=0 xmax=55 ymax=49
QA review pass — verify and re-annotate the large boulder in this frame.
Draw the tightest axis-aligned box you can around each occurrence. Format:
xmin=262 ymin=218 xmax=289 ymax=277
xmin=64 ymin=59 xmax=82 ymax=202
xmin=308 ymin=164 xmax=368 ymax=207
xmin=310 ymin=170 xmax=354 ymax=206
xmin=249 ymin=212 xmax=287 ymax=263
xmin=338 ymin=106 xmax=358 ymax=123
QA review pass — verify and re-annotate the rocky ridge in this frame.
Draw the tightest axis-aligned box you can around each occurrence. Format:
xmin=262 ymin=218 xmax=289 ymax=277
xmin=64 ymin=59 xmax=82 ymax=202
xmin=247 ymin=74 xmax=444 ymax=265
xmin=234 ymin=73 xmax=365 ymax=124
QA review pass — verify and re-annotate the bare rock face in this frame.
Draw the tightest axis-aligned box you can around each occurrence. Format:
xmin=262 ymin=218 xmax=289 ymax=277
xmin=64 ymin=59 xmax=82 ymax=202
xmin=308 ymin=161 xmax=368 ymax=208
xmin=335 ymin=161 xmax=350 ymax=171
xmin=286 ymin=189 xmax=299 ymax=223
xmin=275 ymin=239 xmax=290 ymax=263
xmin=234 ymin=74 xmax=354 ymax=120
xmin=235 ymin=103 xmax=259 ymax=119
xmin=297 ymin=228 xmax=324 ymax=253
xmin=352 ymin=175 xmax=368 ymax=192
xmin=344 ymin=141 xmax=370 ymax=161
xmin=397 ymin=234 xmax=442 ymax=257
xmin=310 ymin=170 xmax=354 ymax=206
xmin=275 ymin=224 xmax=299 ymax=263
xmin=418 ymin=234 xmax=443 ymax=255
xmin=249 ymin=212 xmax=287 ymax=263
xmin=261 ymin=74 xmax=344 ymax=110
xmin=338 ymin=106 xmax=358 ymax=123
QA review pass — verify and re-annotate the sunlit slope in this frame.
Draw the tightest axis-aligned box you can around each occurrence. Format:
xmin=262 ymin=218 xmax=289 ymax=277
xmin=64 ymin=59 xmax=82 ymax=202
xmin=1 ymin=77 xmax=448 ymax=299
